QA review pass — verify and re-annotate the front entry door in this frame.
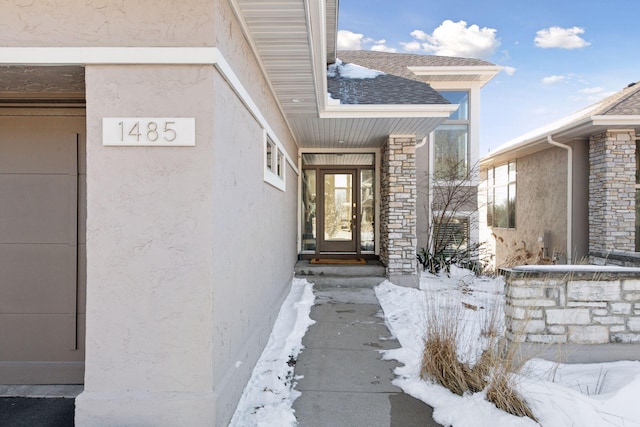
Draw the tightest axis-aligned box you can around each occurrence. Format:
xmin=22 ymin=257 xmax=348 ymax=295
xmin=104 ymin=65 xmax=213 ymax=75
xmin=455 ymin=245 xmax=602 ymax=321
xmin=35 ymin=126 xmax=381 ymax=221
xmin=319 ymin=170 xmax=357 ymax=252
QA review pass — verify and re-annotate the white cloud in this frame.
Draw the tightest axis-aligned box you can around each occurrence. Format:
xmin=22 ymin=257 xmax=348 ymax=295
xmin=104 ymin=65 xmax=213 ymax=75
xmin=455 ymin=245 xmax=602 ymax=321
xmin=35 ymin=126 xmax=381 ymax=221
xmin=410 ymin=29 xmax=429 ymax=41
xmin=579 ymin=86 xmax=604 ymax=94
xmin=371 ymin=39 xmax=397 ymax=53
xmin=502 ymin=66 xmax=517 ymax=76
xmin=400 ymin=40 xmax=422 ymax=52
xmin=534 ymin=26 xmax=591 ymax=49
xmin=337 ymin=30 xmax=366 ymax=50
xmin=542 ymin=75 xmax=566 ymax=85
xmin=403 ymin=20 xmax=499 ymax=60
xmin=571 ymin=87 xmax=616 ymax=102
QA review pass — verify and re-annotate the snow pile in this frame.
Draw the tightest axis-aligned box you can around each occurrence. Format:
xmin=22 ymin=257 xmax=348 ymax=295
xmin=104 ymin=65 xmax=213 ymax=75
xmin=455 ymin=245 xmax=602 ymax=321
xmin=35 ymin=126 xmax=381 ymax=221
xmin=228 ymin=279 xmax=315 ymax=427
xmin=327 ymin=58 xmax=385 ymax=79
xmin=376 ymin=267 xmax=640 ymax=427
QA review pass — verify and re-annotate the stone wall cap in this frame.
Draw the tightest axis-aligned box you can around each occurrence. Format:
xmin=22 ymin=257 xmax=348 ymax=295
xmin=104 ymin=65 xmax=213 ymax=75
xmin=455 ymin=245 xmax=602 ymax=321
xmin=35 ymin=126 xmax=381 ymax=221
xmin=501 ymin=265 xmax=640 ymax=277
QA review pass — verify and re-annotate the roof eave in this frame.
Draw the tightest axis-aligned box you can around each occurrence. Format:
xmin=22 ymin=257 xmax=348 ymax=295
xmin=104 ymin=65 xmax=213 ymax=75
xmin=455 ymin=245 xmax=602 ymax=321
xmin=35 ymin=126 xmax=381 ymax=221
xmin=481 ymin=114 xmax=640 ymax=166
xmin=408 ymin=65 xmax=503 ymax=87
xmin=319 ymin=103 xmax=459 ymax=119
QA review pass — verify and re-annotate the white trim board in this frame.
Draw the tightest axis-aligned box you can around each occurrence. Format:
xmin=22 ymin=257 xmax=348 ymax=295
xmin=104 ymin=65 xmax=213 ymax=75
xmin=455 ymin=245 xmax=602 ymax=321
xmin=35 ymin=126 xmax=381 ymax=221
xmin=0 ymin=47 xmax=299 ymax=174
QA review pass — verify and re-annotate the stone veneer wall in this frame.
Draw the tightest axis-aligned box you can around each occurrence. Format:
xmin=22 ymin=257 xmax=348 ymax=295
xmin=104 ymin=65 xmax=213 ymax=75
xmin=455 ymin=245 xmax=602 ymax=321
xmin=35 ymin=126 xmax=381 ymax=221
xmin=380 ymin=136 xmax=418 ymax=285
xmin=589 ymin=129 xmax=636 ymax=255
xmin=503 ymin=267 xmax=640 ymax=344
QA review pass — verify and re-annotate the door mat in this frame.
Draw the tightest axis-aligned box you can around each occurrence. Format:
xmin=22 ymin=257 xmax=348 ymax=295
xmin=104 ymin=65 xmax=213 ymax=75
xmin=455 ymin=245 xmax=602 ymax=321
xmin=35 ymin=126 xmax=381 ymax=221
xmin=310 ymin=258 xmax=367 ymax=265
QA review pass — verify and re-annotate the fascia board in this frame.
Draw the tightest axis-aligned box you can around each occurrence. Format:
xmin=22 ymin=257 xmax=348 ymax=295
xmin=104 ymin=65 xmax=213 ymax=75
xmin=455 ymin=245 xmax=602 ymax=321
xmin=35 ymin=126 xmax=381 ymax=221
xmin=306 ymin=0 xmax=329 ymax=115
xmin=408 ymin=65 xmax=502 ymax=86
xmin=320 ymin=104 xmax=459 ymax=119
xmin=590 ymin=115 xmax=640 ymax=126
xmin=0 ymin=46 xmax=220 ymax=65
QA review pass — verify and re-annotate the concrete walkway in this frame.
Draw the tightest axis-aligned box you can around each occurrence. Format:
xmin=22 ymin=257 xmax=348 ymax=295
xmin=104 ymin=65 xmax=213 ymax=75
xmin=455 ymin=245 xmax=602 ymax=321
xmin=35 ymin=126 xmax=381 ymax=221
xmin=292 ymin=286 xmax=441 ymax=427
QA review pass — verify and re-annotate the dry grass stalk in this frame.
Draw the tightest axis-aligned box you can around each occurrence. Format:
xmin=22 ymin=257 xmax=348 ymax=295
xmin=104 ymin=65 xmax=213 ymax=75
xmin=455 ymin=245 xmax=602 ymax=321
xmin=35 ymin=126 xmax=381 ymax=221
xmin=486 ymin=368 xmax=537 ymax=420
xmin=420 ymin=285 xmax=537 ymax=421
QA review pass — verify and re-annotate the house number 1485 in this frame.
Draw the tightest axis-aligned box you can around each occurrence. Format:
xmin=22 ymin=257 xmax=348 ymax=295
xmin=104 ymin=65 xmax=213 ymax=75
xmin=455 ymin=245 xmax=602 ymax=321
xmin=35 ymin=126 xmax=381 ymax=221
xmin=103 ymin=117 xmax=196 ymax=147
xmin=119 ymin=120 xmax=177 ymax=143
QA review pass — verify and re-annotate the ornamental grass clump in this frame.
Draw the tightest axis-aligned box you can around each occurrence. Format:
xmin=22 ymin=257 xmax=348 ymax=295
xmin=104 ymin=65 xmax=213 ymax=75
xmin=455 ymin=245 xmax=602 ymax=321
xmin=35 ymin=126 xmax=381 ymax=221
xmin=420 ymin=283 xmax=537 ymax=421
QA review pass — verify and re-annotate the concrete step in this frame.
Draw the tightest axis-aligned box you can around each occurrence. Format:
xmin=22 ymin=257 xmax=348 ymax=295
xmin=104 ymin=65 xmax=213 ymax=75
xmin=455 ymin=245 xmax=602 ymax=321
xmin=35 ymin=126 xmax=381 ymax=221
xmin=298 ymin=275 xmax=387 ymax=289
xmin=294 ymin=260 xmax=386 ymax=277
xmin=294 ymin=260 xmax=387 ymax=289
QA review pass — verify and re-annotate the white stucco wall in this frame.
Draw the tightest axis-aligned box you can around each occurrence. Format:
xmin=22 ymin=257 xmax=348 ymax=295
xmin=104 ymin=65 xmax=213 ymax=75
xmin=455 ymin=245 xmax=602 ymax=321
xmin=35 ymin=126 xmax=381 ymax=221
xmin=77 ymin=65 xmax=219 ymax=425
xmin=0 ymin=1 xmax=215 ymax=47
xmin=75 ymin=3 xmax=299 ymax=426
xmin=209 ymin=70 xmax=298 ymax=423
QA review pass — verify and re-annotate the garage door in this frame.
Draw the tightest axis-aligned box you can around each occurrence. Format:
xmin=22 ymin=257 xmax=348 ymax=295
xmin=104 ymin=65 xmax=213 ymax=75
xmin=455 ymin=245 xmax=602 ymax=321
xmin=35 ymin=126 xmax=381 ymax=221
xmin=0 ymin=114 xmax=85 ymax=384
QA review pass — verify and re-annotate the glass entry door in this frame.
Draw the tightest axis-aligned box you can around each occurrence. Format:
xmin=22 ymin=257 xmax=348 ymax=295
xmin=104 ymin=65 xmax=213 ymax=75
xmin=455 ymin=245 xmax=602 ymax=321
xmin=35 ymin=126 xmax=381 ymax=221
xmin=319 ymin=170 xmax=357 ymax=252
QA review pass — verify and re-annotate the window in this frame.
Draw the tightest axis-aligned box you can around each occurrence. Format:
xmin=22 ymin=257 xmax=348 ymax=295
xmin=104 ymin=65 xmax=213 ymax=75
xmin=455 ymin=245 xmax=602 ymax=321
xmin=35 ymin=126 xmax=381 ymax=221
xmin=487 ymin=161 xmax=516 ymax=228
xmin=434 ymin=91 xmax=470 ymax=180
xmin=435 ymin=124 xmax=468 ymax=179
xmin=440 ymin=91 xmax=469 ymax=120
xmin=264 ymin=131 xmax=286 ymax=191
xmin=434 ymin=217 xmax=469 ymax=257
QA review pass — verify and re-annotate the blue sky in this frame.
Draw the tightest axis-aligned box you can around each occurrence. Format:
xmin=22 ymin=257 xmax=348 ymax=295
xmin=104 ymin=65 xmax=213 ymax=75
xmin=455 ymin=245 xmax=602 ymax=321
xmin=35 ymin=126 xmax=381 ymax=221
xmin=337 ymin=0 xmax=640 ymax=153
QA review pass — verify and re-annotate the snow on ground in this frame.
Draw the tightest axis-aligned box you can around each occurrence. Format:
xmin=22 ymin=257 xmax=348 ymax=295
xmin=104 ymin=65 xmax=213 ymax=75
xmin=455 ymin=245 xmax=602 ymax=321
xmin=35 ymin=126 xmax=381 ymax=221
xmin=376 ymin=266 xmax=640 ymax=427
xmin=228 ymin=279 xmax=315 ymax=427
xmin=230 ymin=268 xmax=640 ymax=426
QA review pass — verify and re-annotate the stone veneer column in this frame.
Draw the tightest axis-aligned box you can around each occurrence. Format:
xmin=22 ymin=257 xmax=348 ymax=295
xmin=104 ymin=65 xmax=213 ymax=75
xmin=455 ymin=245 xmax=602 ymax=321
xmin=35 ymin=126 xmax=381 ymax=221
xmin=589 ymin=129 xmax=636 ymax=255
xmin=380 ymin=136 xmax=418 ymax=287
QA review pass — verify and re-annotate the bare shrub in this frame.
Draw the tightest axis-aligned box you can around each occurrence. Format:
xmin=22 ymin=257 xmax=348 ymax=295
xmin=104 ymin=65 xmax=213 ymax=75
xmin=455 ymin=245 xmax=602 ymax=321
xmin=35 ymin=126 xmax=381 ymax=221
xmin=420 ymin=281 xmax=537 ymax=421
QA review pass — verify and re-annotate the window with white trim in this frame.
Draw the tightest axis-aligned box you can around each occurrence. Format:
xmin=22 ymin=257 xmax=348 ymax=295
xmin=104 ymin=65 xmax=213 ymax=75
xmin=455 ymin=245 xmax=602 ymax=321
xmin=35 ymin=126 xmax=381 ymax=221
xmin=263 ymin=131 xmax=286 ymax=191
xmin=434 ymin=91 xmax=470 ymax=180
xmin=487 ymin=161 xmax=516 ymax=228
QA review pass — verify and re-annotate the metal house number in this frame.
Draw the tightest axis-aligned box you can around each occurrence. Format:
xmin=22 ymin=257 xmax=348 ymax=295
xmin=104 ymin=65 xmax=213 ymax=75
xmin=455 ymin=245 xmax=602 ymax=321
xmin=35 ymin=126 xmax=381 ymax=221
xmin=103 ymin=118 xmax=195 ymax=146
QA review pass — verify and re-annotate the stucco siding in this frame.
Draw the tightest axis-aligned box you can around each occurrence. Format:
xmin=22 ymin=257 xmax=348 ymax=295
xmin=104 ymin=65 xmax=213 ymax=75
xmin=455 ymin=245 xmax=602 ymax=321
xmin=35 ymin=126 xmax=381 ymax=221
xmin=0 ymin=1 xmax=215 ymax=47
xmin=489 ymin=147 xmax=567 ymax=268
xmin=83 ymin=64 xmax=217 ymax=393
xmin=210 ymin=69 xmax=298 ymax=424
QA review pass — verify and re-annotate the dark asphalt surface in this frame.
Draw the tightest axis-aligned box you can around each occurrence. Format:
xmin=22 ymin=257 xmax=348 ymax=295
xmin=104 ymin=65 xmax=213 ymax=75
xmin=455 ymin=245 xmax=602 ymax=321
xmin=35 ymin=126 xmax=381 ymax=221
xmin=0 ymin=398 xmax=74 ymax=427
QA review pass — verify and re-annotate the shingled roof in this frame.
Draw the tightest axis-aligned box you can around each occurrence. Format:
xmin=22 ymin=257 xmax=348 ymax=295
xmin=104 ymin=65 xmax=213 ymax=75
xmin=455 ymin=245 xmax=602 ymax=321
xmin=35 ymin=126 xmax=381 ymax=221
xmin=599 ymin=82 xmax=640 ymax=115
xmin=336 ymin=50 xmax=495 ymax=83
xmin=326 ymin=50 xmax=497 ymax=106
xmin=327 ymin=63 xmax=449 ymax=105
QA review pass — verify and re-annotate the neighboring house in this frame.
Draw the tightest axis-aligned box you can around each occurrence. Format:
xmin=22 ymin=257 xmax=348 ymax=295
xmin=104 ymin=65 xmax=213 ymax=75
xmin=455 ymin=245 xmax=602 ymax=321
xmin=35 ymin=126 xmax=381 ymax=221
xmin=0 ymin=2 xmax=498 ymax=426
xmin=480 ymin=82 xmax=640 ymax=270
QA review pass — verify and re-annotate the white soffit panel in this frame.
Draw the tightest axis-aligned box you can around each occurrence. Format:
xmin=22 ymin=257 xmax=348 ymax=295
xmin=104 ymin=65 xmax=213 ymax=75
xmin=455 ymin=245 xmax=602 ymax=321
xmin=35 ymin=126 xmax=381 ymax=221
xmin=235 ymin=0 xmax=319 ymax=118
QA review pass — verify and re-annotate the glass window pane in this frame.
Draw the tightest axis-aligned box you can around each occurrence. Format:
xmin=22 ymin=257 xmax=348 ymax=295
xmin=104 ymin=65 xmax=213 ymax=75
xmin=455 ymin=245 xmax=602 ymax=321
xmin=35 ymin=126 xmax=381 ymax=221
xmin=508 ymin=161 xmax=516 ymax=183
xmin=508 ymin=183 xmax=516 ymax=228
xmin=487 ymin=189 xmax=494 ymax=227
xmin=494 ymin=185 xmax=508 ymax=228
xmin=495 ymin=164 xmax=508 ymax=185
xmin=360 ymin=169 xmax=375 ymax=252
xmin=439 ymin=91 xmax=469 ymax=120
xmin=266 ymin=141 xmax=273 ymax=171
xmin=434 ymin=217 xmax=469 ymax=257
xmin=277 ymin=150 xmax=284 ymax=177
xmin=324 ymin=173 xmax=353 ymax=241
xmin=301 ymin=170 xmax=316 ymax=251
xmin=434 ymin=124 xmax=468 ymax=179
